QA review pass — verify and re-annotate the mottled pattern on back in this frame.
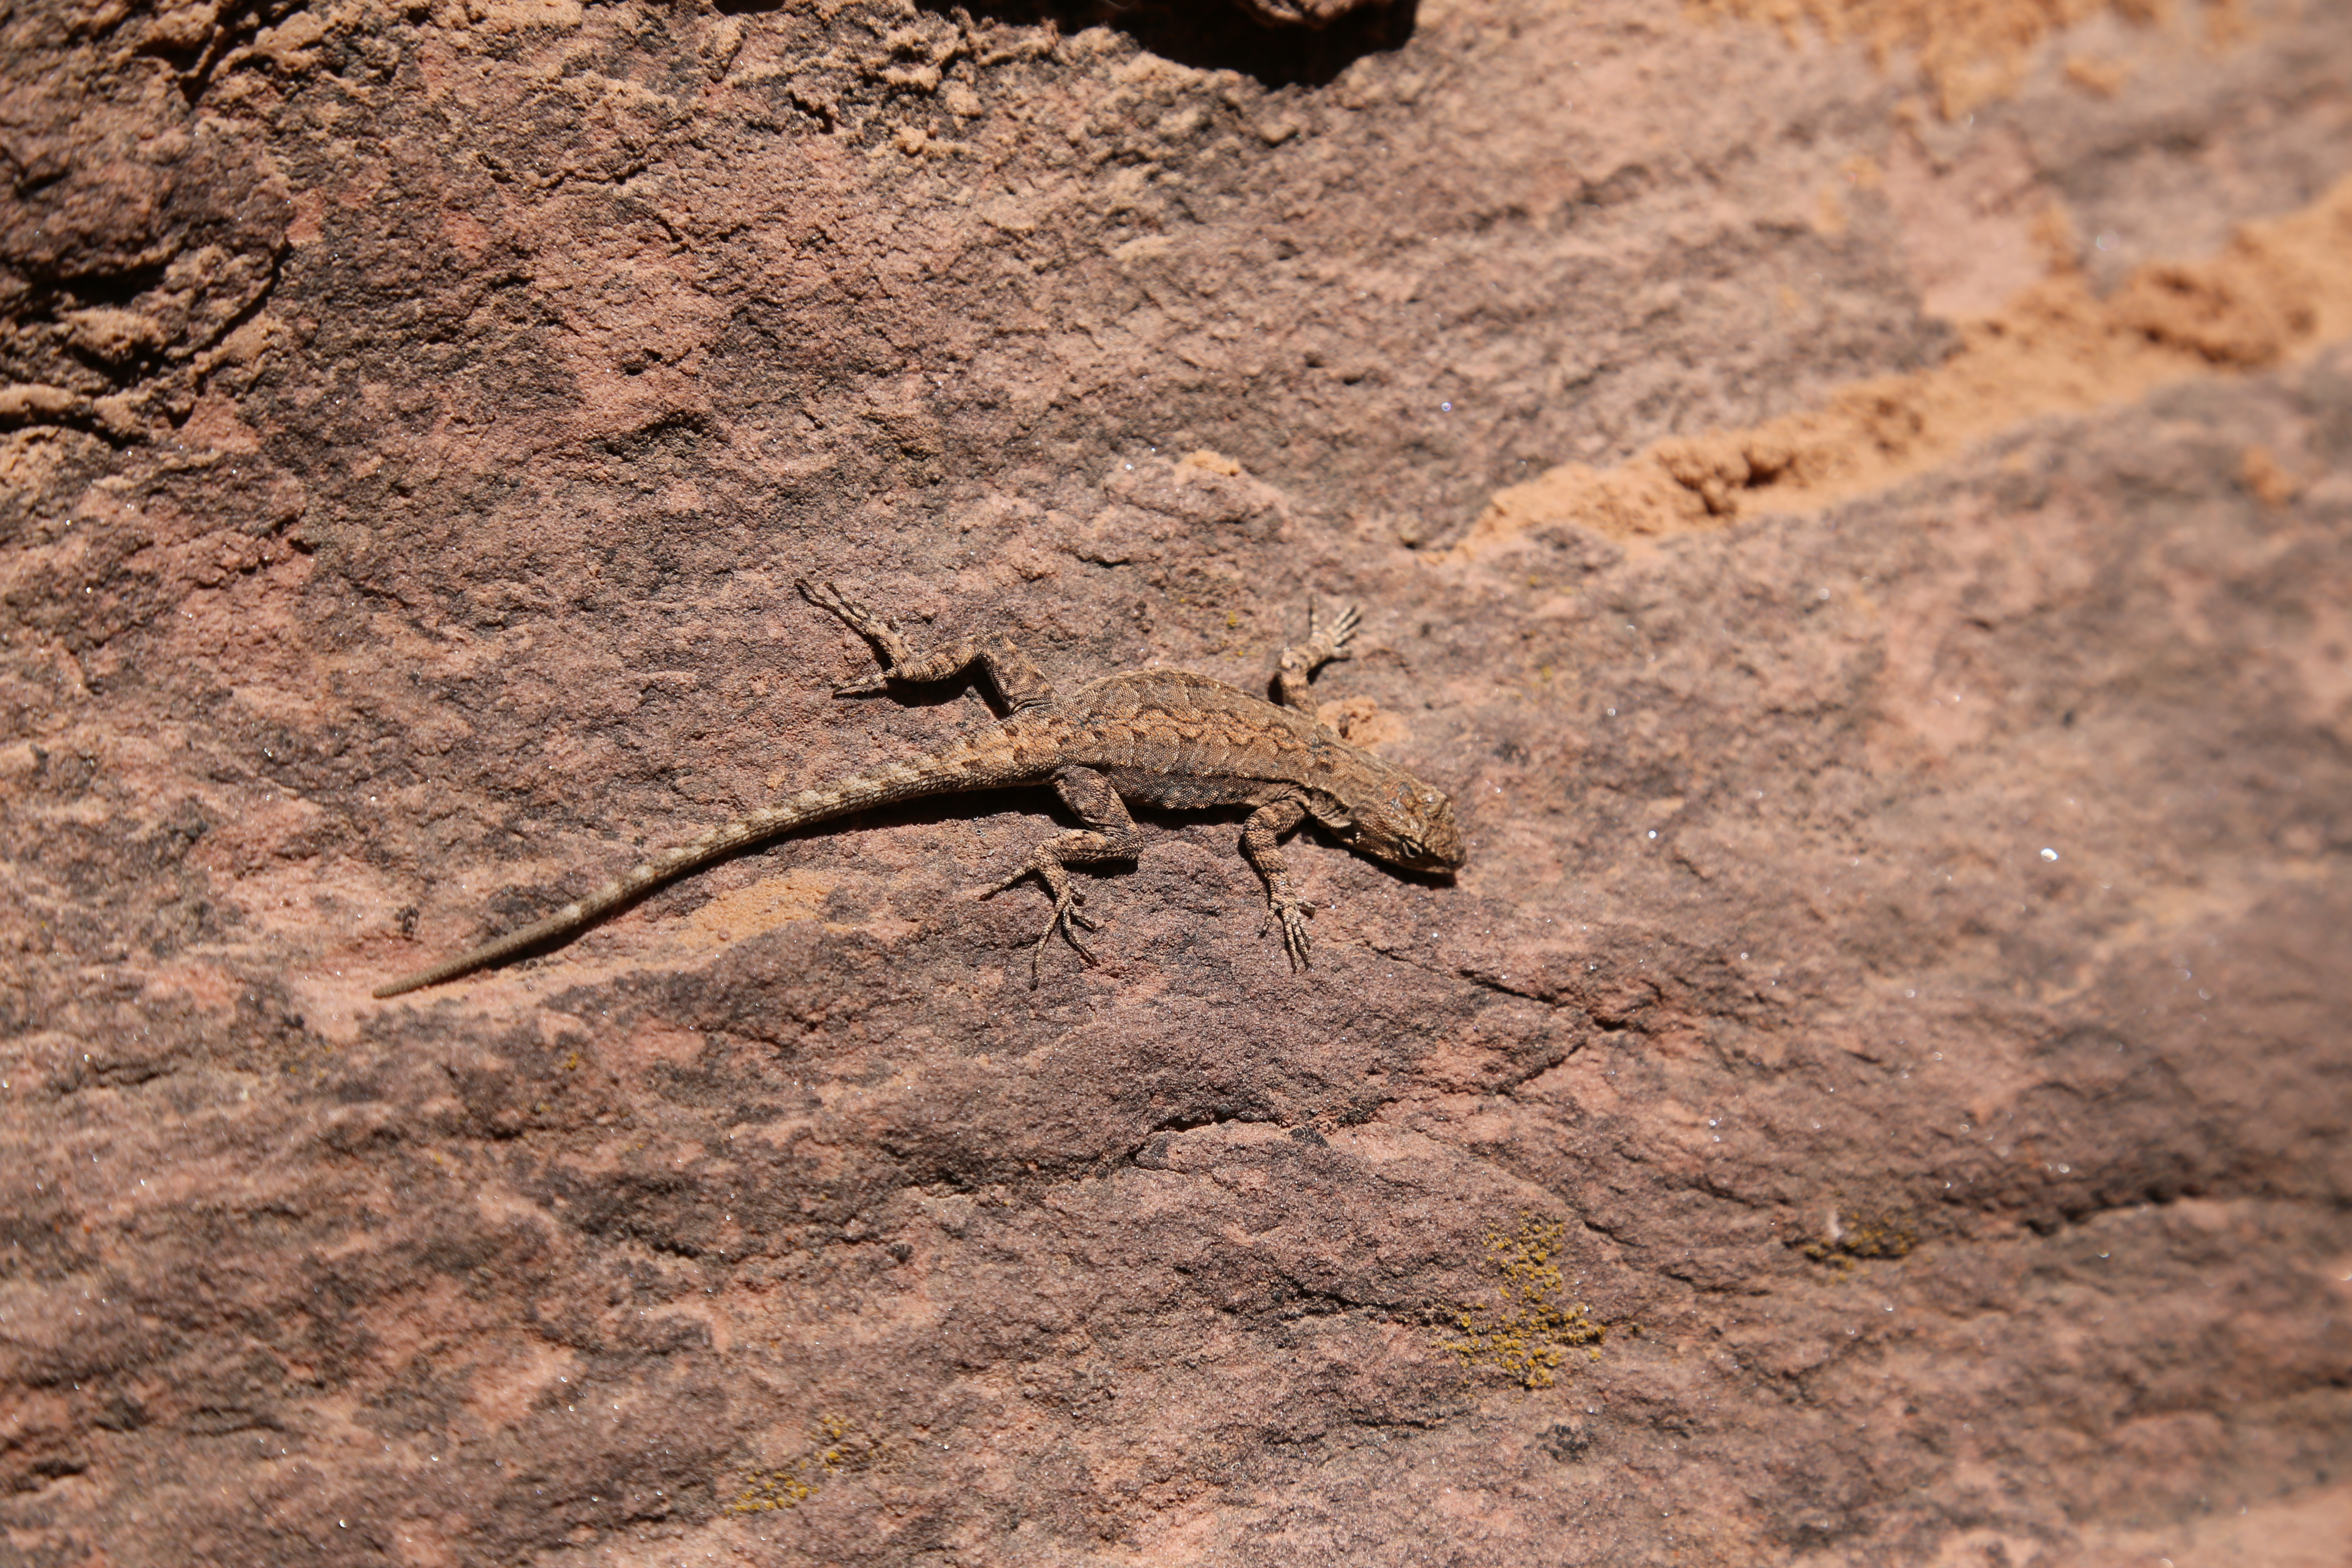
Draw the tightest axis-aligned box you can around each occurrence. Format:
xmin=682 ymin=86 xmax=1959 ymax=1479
xmin=1052 ymin=671 xmax=1329 ymax=808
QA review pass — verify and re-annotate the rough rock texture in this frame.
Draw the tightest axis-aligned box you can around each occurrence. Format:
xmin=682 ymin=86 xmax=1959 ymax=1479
xmin=4 ymin=1 xmax=2350 ymax=1565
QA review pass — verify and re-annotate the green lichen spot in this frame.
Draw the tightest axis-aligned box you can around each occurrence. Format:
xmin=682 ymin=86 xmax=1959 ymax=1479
xmin=1437 ymin=1213 xmax=1606 ymax=1390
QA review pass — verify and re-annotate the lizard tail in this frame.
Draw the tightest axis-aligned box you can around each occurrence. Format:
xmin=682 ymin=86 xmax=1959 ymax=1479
xmin=372 ymin=744 xmax=997 ymax=998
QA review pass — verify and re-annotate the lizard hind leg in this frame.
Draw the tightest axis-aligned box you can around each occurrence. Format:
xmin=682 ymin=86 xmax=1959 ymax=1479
xmin=797 ymin=578 xmax=1057 ymax=712
xmin=796 ymin=578 xmax=916 ymax=695
xmin=979 ymin=766 xmax=1141 ymax=985
xmin=982 ymin=848 xmax=1103 ymax=980
xmin=1273 ymin=597 xmax=1364 ymax=714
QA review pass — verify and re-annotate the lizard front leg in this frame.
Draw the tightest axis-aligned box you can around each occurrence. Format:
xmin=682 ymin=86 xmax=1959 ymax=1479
xmin=1238 ymin=795 xmax=1315 ymax=969
xmin=982 ymin=766 xmax=1141 ymax=984
xmin=799 ymin=579 xmax=1057 ymax=714
xmin=1272 ymin=597 xmax=1362 ymax=714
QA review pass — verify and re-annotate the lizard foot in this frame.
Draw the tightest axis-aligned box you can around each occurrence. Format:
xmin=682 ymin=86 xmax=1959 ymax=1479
xmin=796 ymin=579 xmax=906 ymax=695
xmin=1261 ymin=895 xmax=1314 ymax=971
xmin=1273 ymin=600 xmax=1364 ymax=713
xmin=982 ymin=858 xmax=1100 ymax=984
xmin=796 ymin=578 xmax=890 ymax=637
xmin=1305 ymin=599 xmax=1362 ymax=665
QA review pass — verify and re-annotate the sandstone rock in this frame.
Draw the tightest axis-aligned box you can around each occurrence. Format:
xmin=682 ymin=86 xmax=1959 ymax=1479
xmin=3 ymin=1 xmax=2348 ymax=1564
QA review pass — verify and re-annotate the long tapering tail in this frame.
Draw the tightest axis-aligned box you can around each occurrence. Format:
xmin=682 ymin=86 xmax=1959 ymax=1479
xmin=372 ymin=744 xmax=1000 ymax=998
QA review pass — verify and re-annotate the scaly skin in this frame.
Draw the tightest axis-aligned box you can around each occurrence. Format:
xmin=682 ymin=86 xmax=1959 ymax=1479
xmin=371 ymin=582 xmax=1462 ymax=998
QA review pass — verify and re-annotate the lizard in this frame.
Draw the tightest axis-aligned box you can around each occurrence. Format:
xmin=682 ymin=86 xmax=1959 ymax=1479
xmin=371 ymin=579 xmax=1463 ymax=998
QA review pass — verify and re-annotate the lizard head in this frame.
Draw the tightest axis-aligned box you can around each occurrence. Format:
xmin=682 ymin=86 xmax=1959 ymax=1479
xmin=1324 ymin=770 xmax=1464 ymax=872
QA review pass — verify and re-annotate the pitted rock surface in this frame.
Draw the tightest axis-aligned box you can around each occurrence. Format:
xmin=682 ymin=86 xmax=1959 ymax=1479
xmin=4 ymin=2 xmax=2349 ymax=1564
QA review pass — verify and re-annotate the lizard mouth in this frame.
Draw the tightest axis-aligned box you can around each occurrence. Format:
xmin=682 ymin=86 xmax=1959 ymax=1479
xmin=1413 ymin=830 xmax=1467 ymax=871
xmin=1384 ymin=835 xmax=1464 ymax=872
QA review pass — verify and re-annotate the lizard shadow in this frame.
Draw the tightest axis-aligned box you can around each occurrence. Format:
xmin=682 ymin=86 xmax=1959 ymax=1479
xmin=1116 ymin=798 xmax=1457 ymax=882
xmin=464 ymin=785 xmax=1072 ymax=977
xmin=937 ymin=0 xmax=1420 ymax=89
xmin=708 ymin=0 xmax=1419 ymax=90
xmin=474 ymin=784 xmax=1450 ymax=980
xmin=824 ymin=692 xmax=1466 ymax=899
xmin=768 ymin=790 xmax=1457 ymax=892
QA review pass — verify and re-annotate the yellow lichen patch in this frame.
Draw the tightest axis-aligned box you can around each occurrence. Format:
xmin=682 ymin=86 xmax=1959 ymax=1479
xmin=728 ymin=1466 xmax=817 ymax=1514
xmin=1438 ymin=1214 xmax=1606 ymax=1390
xmin=1801 ymin=1204 xmax=1920 ymax=1265
xmin=724 ymin=1413 xmax=861 ymax=1515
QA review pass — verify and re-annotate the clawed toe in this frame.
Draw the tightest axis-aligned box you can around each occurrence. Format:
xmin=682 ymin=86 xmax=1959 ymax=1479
xmin=1026 ymin=898 xmax=1099 ymax=983
xmin=798 ymin=578 xmax=894 ymax=640
xmin=1262 ymin=899 xmax=1314 ymax=971
xmin=1308 ymin=600 xmax=1363 ymax=661
xmin=1052 ymin=914 xmax=1098 ymax=961
xmin=983 ymin=861 xmax=1102 ymax=984
xmin=795 ymin=578 xmax=845 ymax=616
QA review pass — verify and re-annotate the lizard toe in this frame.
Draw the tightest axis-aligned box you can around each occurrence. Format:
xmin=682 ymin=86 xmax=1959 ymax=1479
xmin=1261 ymin=897 xmax=1314 ymax=970
xmin=1022 ymin=897 xmax=1099 ymax=984
xmin=1282 ymin=913 xmax=1314 ymax=971
xmin=795 ymin=578 xmax=847 ymax=616
xmin=799 ymin=578 xmax=894 ymax=638
xmin=980 ymin=861 xmax=1039 ymax=899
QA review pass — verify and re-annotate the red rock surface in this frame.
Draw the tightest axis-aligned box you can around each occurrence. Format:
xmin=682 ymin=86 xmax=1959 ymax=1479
xmin=4 ymin=2 xmax=2350 ymax=1565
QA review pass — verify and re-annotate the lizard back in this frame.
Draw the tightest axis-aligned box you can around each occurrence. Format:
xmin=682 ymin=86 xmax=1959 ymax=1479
xmin=1041 ymin=668 xmax=1356 ymax=811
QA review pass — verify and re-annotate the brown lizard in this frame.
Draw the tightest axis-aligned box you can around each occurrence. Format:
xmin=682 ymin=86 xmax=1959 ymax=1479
xmin=371 ymin=580 xmax=1463 ymax=998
